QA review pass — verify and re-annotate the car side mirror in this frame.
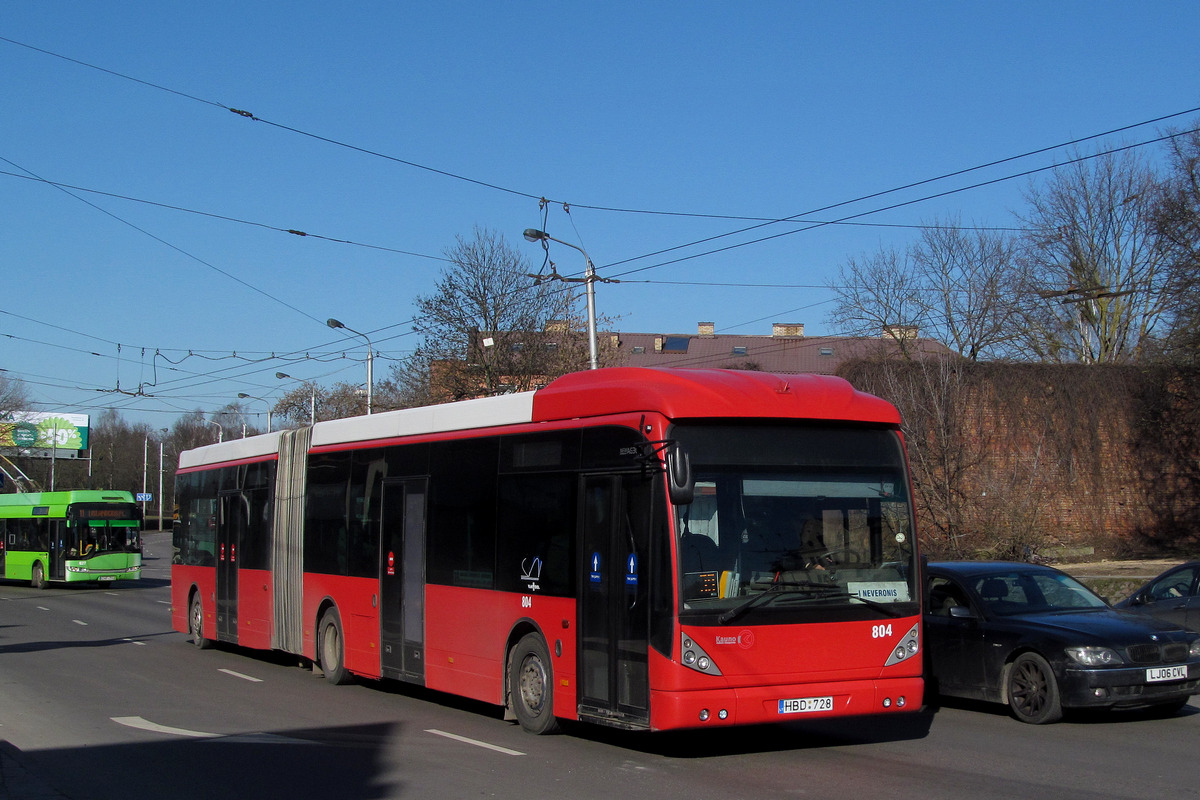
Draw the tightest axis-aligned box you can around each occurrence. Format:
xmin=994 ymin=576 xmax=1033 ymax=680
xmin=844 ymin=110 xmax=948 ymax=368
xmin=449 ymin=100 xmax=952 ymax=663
xmin=948 ymin=605 xmax=975 ymax=619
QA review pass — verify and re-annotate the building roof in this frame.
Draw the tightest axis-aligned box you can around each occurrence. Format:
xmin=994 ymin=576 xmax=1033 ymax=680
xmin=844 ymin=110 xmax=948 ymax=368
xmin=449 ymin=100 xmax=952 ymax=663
xmin=611 ymin=323 xmax=954 ymax=374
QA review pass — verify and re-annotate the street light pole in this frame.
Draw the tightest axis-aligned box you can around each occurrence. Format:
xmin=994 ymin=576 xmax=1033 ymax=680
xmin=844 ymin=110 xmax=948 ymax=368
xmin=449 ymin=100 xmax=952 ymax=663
xmin=203 ymin=418 xmax=223 ymax=442
xmin=327 ymin=319 xmax=373 ymax=414
xmin=276 ymin=372 xmax=316 ymax=425
xmin=237 ymin=393 xmax=273 ymax=433
xmin=523 ymin=228 xmax=600 ymax=370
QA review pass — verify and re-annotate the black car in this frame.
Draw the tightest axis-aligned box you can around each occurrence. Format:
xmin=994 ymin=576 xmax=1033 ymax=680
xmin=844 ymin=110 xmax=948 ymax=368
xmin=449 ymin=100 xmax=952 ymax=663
xmin=925 ymin=561 xmax=1200 ymax=724
xmin=1115 ymin=561 xmax=1200 ymax=632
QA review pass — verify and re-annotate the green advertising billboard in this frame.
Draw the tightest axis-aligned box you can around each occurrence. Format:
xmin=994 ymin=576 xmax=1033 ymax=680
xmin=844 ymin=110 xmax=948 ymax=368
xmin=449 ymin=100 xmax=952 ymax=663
xmin=0 ymin=412 xmax=90 ymax=450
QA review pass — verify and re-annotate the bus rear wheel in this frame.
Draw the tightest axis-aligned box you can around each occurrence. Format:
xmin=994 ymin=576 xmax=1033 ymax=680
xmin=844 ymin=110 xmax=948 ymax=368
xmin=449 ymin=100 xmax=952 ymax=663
xmin=319 ymin=610 xmax=354 ymax=685
xmin=190 ymin=595 xmax=213 ymax=650
xmin=31 ymin=562 xmax=46 ymax=590
xmin=508 ymin=633 xmax=561 ymax=735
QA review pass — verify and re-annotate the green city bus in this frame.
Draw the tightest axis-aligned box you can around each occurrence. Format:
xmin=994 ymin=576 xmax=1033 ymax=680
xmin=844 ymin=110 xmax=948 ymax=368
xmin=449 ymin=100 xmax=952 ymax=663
xmin=0 ymin=491 xmax=143 ymax=588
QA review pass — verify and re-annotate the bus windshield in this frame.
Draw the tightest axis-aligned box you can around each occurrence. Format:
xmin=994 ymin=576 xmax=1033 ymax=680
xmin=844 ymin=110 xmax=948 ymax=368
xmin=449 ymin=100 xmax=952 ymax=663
xmin=672 ymin=424 xmax=918 ymax=622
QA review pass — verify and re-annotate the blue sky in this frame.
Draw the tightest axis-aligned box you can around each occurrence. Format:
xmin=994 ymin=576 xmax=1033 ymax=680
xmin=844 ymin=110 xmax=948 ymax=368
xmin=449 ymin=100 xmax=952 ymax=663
xmin=3 ymin=2 xmax=1199 ymax=428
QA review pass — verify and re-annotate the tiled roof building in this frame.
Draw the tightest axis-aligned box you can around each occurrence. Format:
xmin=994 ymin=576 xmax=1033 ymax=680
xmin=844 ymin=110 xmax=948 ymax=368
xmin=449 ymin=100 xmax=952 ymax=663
xmin=612 ymin=322 xmax=953 ymax=374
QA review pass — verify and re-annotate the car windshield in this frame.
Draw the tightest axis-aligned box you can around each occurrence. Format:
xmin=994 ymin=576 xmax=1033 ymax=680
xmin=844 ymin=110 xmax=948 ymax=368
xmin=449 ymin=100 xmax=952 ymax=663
xmin=972 ymin=571 xmax=1109 ymax=616
xmin=672 ymin=424 xmax=918 ymax=622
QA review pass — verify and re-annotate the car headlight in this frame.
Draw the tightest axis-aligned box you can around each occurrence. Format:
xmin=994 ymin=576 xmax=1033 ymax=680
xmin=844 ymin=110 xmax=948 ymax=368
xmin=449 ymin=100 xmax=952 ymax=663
xmin=1190 ymin=640 xmax=1200 ymax=660
xmin=1065 ymin=646 xmax=1124 ymax=667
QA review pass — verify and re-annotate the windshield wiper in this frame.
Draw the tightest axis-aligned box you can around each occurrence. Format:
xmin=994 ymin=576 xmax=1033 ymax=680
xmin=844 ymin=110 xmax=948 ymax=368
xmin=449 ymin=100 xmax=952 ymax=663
xmin=717 ymin=581 xmax=836 ymax=624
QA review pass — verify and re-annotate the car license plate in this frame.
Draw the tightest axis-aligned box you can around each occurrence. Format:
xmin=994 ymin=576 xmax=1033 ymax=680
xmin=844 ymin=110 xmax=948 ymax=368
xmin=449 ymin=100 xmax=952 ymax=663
xmin=1146 ymin=666 xmax=1189 ymax=682
xmin=778 ymin=696 xmax=833 ymax=714
xmin=98 ymin=576 xmax=116 ymax=581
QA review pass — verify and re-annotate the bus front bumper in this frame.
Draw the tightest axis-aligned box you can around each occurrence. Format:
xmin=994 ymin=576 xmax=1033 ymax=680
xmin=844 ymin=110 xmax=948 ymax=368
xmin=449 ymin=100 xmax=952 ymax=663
xmin=650 ymin=676 xmax=924 ymax=731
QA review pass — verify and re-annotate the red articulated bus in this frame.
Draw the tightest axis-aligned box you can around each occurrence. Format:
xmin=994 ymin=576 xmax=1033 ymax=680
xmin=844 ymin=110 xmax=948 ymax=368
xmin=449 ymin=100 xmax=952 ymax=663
xmin=171 ymin=367 xmax=922 ymax=733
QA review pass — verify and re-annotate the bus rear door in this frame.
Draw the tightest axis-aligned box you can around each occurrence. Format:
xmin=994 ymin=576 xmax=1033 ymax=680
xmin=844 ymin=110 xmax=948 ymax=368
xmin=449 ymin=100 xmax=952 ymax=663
xmin=379 ymin=477 xmax=428 ymax=684
xmin=216 ymin=491 xmax=246 ymax=642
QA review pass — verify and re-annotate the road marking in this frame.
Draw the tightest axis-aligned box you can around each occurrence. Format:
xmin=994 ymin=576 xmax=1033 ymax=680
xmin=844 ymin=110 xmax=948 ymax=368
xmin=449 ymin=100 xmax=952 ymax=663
xmin=112 ymin=716 xmax=220 ymax=738
xmin=219 ymin=668 xmax=263 ymax=682
xmin=112 ymin=716 xmax=313 ymax=744
xmin=37 ymin=606 xmax=50 ymax=611
xmin=122 ymin=638 xmax=148 ymax=646
xmin=156 ymin=600 xmax=172 ymax=605
xmin=72 ymin=619 xmax=88 ymax=626
xmin=425 ymin=729 xmax=525 ymax=756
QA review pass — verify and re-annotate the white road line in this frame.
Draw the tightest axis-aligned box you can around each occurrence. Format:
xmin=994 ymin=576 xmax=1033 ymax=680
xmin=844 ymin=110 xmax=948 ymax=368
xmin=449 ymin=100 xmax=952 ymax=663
xmin=425 ymin=729 xmax=525 ymax=756
xmin=112 ymin=716 xmax=220 ymax=738
xmin=155 ymin=600 xmax=172 ymax=605
xmin=122 ymin=638 xmax=148 ymax=646
xmin=72 ymin=619 xmax=88 ymax=626
xmin=112 ymin=717 xmax=313 ymax=744
xmin=37 ymin=606 xmax=50 ymax=611
xmin=219 ymin=668 xmax=263 ymax=682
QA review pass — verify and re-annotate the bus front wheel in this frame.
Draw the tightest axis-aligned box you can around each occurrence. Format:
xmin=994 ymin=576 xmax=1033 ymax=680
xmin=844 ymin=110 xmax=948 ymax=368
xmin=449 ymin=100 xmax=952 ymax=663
xmin=319 ymin=610 xmax=353 ymax=685
xmin=190 ymin=595 xmax=213 ymax=650
xmin=31 ymin=562 xmax=46 ymax=590
xmin=508 ymin=633 xmax=561 ymax=735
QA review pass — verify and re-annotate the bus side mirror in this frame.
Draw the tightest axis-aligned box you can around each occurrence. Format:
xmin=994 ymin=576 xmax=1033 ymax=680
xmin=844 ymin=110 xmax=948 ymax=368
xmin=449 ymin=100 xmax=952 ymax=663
xmin=665 ymin=443 xmax=694 ymax=505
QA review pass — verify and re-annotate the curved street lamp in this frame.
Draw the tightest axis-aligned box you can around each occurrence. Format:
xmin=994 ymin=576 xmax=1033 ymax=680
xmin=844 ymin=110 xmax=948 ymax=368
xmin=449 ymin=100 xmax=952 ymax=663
xmin=523 ymin=228 xmax=599 ymax=370
xmin=277 ymin=372 xmax=316 ymax=425
xmin=327 ymin=318 xmax=373 ymax=414
xmin=237 ymin=392 xmax=273 ymax=433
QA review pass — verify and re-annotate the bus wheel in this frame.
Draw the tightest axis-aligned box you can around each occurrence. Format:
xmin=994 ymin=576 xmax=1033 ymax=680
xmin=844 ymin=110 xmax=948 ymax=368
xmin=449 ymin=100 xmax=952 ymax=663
xmin=319 ymin=610 xmax=354 ymax=685
xmin=509 ymin=633 xmax=561 ymax=735
xmin=31 ymin=562 xmax=47 ymax=590
xmin=190 ymin=595 xmax=213 ymax=650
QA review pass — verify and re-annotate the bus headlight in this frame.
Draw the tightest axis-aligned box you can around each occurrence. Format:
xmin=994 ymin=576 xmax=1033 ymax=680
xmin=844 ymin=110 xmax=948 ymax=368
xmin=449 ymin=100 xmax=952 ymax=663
xmin=883 ymin=624 xmax=920 ymax=666
xmin=680 ymin=632 xmax=722 ymax=676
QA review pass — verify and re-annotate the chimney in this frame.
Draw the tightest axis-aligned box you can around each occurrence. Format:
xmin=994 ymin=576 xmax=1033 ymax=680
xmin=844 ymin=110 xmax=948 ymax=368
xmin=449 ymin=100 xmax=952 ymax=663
xmin=697 ymin=321 xmax=715 ymax=337
xmin=771 ymin=322 xmax=805 ymax=338
xmin=882 ymin=325 xmax=919 ymax=341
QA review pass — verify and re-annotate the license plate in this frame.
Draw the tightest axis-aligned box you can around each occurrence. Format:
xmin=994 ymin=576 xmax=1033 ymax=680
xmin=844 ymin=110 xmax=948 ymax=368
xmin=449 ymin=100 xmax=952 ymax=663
xmin=778 ymin=696 xmax=833 ymax=714
xmin=1147 ymin=666 xmax=1189 ymax=682
xmin=98 ymin=576 xmax=116 ymax=582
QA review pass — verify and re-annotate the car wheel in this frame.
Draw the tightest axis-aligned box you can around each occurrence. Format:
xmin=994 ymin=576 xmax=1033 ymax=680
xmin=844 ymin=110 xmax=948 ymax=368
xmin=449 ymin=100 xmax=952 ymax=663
xmin=1006 ymin=652 xmax=1062 ymax=724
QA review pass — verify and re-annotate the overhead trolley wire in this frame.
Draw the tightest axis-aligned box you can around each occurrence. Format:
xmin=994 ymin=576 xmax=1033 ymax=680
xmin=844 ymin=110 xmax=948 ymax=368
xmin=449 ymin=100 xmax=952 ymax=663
xmin=4 ymin=36 xmax=1198 ymax=233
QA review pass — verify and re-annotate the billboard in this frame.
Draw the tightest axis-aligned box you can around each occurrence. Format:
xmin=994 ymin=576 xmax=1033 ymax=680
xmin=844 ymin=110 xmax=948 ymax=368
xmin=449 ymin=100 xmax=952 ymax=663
xmin=0 ymin=412 xmax=90 ymax=451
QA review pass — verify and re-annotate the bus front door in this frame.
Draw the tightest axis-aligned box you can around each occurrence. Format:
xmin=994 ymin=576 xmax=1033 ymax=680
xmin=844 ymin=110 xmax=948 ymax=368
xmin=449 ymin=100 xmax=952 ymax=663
xmin=578 ymin=474 xmax=651 ymax=728
xmin=379 ymin=478 xmax=427 ymax=684
xmin=216 ymin=492 xmax=246 ymax=643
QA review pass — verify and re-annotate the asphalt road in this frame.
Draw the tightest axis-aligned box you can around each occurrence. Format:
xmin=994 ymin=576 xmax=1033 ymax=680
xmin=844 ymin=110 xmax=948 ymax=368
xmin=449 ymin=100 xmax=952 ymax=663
xmin=1 ymin=534 xmax=1196 ymax=800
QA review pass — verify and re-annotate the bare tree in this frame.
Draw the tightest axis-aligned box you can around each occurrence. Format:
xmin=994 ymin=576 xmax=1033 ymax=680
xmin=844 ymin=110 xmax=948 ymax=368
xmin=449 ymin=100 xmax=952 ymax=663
xmin=911 ymin=220 xmax=1022 ymax=360
xmin=393 ymin=227 xmax=591 ymax=402
xmin=1154 ymin=124 xmax=1200 ymax=363
xmin=828 ymin=221 xmax=1020 ymax=361
xmin=828 ymin=246 xmax=927 ymax=357
xmin=1016 ymin=148 xmax=1173 ymax=363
